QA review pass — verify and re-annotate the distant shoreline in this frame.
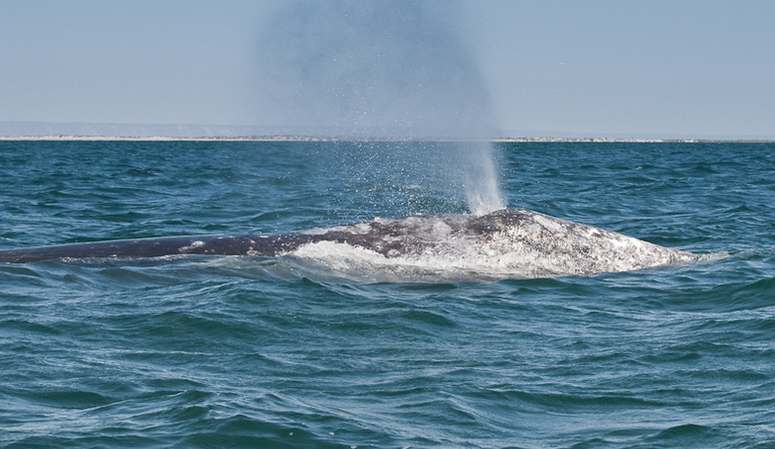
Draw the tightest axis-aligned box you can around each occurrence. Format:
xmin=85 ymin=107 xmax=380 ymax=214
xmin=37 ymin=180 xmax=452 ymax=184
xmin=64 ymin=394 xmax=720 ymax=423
xmin=0 ymin=135 xmax=772 ymax=143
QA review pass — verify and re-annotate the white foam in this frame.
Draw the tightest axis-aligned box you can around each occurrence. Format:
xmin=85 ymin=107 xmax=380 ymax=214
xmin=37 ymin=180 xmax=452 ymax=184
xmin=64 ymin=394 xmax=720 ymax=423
xmin=282 ymin=210 xmax=714 ymax=282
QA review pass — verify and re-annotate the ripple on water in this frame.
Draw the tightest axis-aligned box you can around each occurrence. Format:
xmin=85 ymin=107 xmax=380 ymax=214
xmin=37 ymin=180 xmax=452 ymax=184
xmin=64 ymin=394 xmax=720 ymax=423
xmin=2 ymin=141 xmax=775 ymax=448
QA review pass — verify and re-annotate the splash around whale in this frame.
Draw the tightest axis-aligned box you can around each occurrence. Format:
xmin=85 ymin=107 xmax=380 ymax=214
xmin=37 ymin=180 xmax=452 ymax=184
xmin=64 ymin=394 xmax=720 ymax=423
xmin=0 ymin=209 xmax=711 ymax=280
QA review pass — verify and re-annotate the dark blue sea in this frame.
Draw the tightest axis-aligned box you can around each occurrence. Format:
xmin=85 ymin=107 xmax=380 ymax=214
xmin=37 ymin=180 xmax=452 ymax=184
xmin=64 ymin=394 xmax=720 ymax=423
xmin=1 ymin=140 xmax=774 ymax=448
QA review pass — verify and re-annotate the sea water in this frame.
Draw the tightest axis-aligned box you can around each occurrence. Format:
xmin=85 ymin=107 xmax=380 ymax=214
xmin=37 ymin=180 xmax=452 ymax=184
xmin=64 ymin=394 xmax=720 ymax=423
xmin=1 ymin=141 xmax=774 ymax=448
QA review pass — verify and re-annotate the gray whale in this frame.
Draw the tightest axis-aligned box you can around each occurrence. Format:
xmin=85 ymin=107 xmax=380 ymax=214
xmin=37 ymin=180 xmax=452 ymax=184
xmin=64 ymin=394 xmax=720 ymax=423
xmin=0 ymin=209 xmax=702 ymax=277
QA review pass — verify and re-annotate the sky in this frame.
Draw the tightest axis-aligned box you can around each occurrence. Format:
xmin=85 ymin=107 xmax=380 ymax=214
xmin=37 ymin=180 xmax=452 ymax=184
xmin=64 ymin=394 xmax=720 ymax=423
xmin=1 ymin=0 xmax=773 ymax=138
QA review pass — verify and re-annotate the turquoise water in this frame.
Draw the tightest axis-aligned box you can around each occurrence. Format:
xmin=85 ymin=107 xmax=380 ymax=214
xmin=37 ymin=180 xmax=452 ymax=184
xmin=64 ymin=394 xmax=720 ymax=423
xmin=1 ymin=141 xmax=774 ymax=448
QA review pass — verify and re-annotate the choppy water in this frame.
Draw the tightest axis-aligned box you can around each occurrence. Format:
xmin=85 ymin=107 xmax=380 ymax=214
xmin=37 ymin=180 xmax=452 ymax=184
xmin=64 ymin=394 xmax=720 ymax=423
xmin=1 ymin=141 xmax=774 ymax=448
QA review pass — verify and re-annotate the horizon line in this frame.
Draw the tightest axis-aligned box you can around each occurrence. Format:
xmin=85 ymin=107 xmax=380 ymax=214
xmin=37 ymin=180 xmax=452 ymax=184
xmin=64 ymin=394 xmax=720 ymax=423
xmin=0 ymin=134 xmax=773 ymax=144
xmin=0 ymin=121 xmax=773 ymax=142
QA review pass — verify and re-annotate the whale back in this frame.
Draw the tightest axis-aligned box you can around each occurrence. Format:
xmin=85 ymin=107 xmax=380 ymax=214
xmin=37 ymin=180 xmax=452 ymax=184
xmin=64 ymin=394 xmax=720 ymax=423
xmin=0 ymin=209 xmax=705 ymax=278
xmin=289 ymin=209 xmax=702 ymax=278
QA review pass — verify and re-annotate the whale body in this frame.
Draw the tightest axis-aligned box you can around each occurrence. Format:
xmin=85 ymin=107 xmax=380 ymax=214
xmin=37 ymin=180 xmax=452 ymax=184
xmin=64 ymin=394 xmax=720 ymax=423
xmin=0 ymin=209 xmax=703 ymax=277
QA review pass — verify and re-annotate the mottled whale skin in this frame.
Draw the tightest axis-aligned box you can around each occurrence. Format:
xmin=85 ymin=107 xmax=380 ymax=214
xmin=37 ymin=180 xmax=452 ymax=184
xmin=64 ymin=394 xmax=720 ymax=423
xmin=0 ymin=209 xmax=700 ymax=275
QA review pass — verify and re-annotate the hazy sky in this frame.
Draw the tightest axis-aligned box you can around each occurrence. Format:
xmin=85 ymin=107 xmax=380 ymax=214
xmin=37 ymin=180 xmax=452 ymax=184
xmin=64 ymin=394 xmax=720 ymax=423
xmin=1 ymin=0 xmax=773 ymax=138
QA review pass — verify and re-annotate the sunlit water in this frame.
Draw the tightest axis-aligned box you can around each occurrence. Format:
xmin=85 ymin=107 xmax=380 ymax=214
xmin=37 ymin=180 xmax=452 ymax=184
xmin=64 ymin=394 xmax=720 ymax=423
xmin=1 ymin=141 xmax=774 ymax=448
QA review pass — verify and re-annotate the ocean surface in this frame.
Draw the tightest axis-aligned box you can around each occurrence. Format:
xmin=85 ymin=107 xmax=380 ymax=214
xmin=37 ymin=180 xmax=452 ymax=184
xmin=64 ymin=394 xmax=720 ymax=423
xmin=1 ymin=140 xmax=774 ymax=448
